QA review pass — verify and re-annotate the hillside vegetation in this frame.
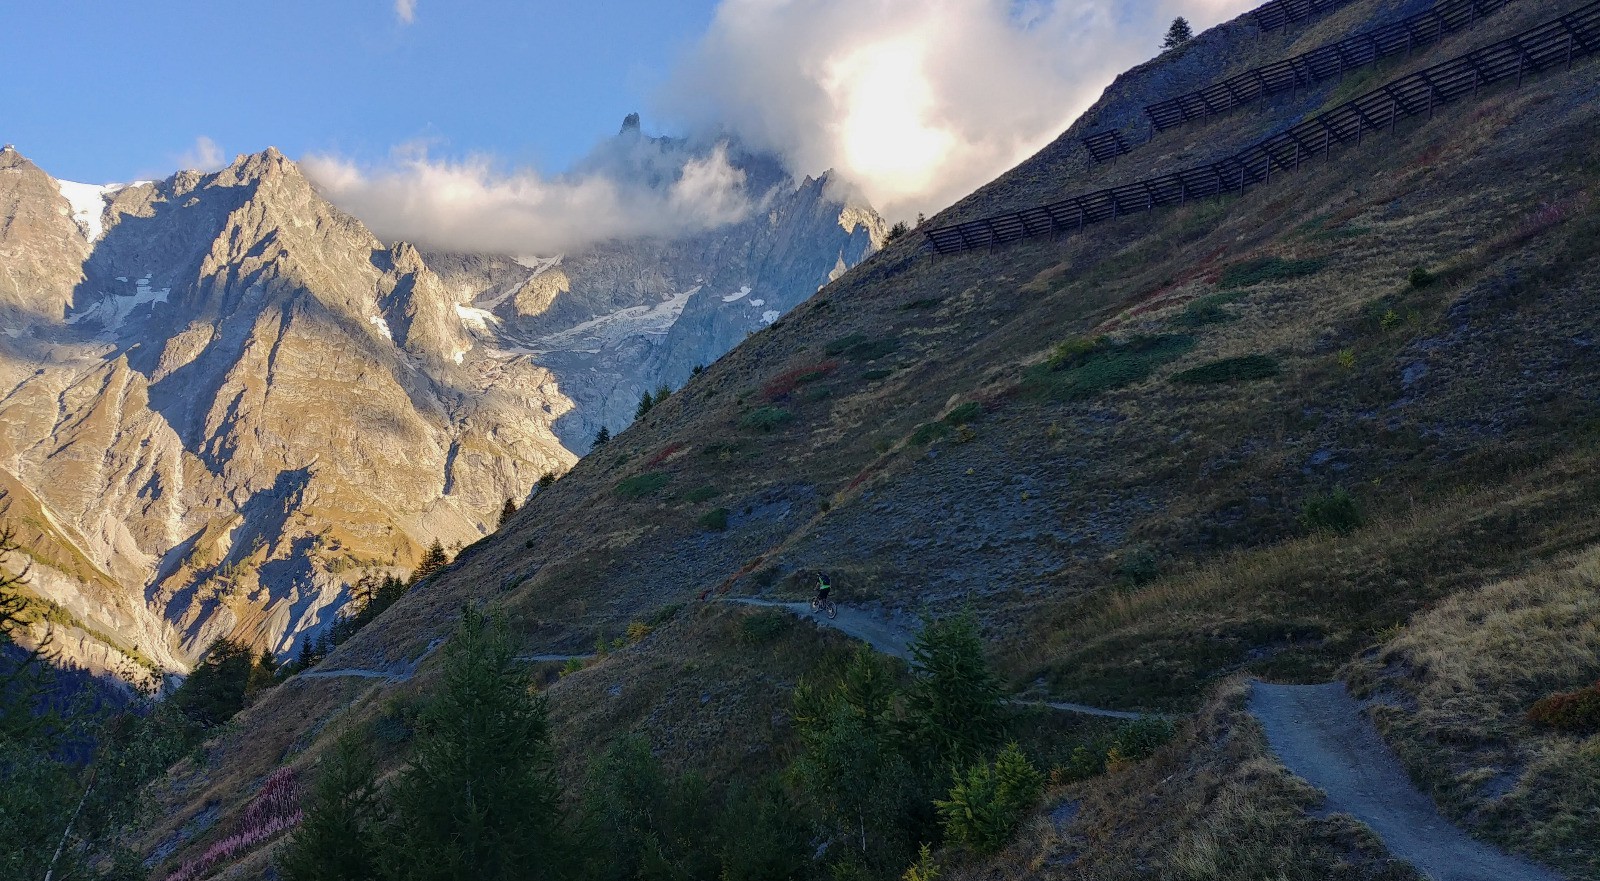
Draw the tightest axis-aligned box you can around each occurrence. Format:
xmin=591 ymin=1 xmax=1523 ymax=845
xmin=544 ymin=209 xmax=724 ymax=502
xmin=142 ymin=0 xmax=1600 ymax=878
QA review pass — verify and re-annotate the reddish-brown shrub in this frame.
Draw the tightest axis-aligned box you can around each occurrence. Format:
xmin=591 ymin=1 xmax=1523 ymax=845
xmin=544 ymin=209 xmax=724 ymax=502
xmin=761 ymin=360 xmax=840 ymax=401
xmin=645 ymin=442 xmax=685 ymax=467
xmin=1527 ymin=680 xmax=1600 ymax=733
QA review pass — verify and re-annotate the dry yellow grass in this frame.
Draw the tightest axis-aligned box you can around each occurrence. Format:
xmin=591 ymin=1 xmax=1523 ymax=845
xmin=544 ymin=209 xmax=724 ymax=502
xmin=1350 ymin=547 xmax=1600 ymax=876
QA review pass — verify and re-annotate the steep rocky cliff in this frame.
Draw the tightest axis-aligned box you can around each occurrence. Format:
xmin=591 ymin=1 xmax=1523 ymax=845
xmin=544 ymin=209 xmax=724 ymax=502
xmin=0 ymin=139 xmax=880 ymax=682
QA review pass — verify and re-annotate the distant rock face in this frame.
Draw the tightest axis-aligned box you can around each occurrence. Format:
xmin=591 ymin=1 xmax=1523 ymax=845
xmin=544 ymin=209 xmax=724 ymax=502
xmin=424 ymin=135 xmax=883 ymax=450
xmin=0 ymin=138 xmax=879 ymax=681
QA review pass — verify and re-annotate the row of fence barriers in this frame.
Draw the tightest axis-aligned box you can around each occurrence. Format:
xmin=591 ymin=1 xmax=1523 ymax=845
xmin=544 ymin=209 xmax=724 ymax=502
xmin=1147 ymin=0 xmax=1515 ymax=133
xmin=923 ymin=1 xmax=1600 ymax=256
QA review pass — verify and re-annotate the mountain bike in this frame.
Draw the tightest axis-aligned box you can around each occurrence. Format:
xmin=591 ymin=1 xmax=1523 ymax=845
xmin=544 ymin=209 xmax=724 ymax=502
xmin=810 ymin=595 xmax=837 ymax=619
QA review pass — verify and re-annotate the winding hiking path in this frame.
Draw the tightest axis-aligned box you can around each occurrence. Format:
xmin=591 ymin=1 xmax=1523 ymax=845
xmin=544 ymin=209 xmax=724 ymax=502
xmin=726 ymin=598 xmax=1171 ymax=721
xmin=296 ymin=641 xmax=592 ymax=683
xmin=1249 ymin=682 xmax=1562 ymax=881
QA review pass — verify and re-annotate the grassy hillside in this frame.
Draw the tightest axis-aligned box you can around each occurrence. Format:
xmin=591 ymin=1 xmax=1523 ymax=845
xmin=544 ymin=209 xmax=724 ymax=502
xmin=145 ymin=1 xmax=1600 ymax=877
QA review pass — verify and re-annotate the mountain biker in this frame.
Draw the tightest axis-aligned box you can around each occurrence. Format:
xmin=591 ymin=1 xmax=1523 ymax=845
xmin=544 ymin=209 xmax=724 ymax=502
xmin=814 ymin=572 xmax=833 ymax=606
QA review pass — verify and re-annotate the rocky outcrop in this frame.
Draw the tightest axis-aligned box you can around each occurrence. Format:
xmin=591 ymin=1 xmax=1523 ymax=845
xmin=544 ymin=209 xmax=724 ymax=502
xmin=0 ymin=139 xmax=880 ymax=679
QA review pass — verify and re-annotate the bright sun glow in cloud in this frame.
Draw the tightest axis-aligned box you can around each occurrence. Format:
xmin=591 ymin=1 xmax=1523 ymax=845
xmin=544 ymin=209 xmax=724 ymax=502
xmin=825 ymin=38 xmax=955 ymax=199
xmin=661 ymin=0 xmax=1259 ymax=219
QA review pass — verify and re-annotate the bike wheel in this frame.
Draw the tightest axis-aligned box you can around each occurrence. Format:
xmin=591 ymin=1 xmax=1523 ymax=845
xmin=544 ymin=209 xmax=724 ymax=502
xmin=826 ymin=603 xmax=837 ymax=619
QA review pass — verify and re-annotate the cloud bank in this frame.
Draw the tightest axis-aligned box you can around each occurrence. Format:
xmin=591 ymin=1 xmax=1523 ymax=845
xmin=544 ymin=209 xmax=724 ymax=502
xmin=302 ymin=138 xmax=755 ymax=256
xmin=395 ymin=0 xmax=417 ymax=25
xmin=658 ymin=0 xmax=1257 ymax=218
xmin=306 ymin=0 xmax=1257 ymax=255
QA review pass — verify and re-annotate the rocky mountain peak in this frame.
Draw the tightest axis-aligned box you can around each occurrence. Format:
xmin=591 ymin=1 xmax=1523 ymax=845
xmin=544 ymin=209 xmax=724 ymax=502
xmin=619 ymin=112 xmax=643 ymax=136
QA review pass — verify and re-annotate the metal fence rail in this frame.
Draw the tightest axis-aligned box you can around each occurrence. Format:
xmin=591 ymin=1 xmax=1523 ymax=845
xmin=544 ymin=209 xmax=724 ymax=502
xmin=1081 ymin=130 xmax=1134 ymax=163
xmin=923 ymin=1 xmax=1599 ymax=257
xmin=1148 ymin=0 xmax=1513 ymax=133
xmin=1254 ymin=0 xmax=1354 ymax=32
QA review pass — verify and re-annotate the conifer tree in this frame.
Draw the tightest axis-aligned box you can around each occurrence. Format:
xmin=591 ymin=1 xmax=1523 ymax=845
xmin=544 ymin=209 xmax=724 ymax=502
xmin=593 ymin=426 xmax=611 ymax=448
xmin=411 ymin=539 xmax=448 ymax=583
xmin=382 ymin=606 xmax=566 ymax=881
xmin=277 ymin=731 xmax=384 ymax=881
xmin=905 ymin=611 xmax=1003 ymax=772
xmin=635 ymin=390 xmax=654 ymax=420
xmin=1163 ymin=16 xmax=1193 ymax=49
xmin=498 ymin=497 xmax=517 ymax=528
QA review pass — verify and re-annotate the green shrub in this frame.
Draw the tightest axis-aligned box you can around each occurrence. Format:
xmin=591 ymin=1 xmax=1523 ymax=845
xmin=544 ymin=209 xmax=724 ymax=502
xmin=1218 ymin=256 xmax=1326 ymax=289
xmin=1409 ymin=265 xmax=1436 ymax=288
xmin=1027 ymin=334 xmax=1195 ymax=401
xmin=1107 ymin=716 xmax=1176 ymax=763
xmin=1114 ymin=546 xmax=1161 ymax=586
xmin=738 ymin=610 xmax=791 ymax=645
xmin=825 ymin=334 xmax=870 ymax=356
xmin=943 ymin=402 xmax=982 ymax=426
xmin=1300 ymin=488 xmax=1364 ymax=534
xmin=1173 ymin=354 xmax=1281 ymax=384
xmin=740 ymin=406 xmax=793 ymax=432
xmin=1050 ymin=716 xmax=1177 ymax=783
xmin=698 ymin=508 xmax=730 ymax=532
xmin=1527 ymin=681 xmax=1600 ymax=733
xmin=911 ymin=422 xmax=950 ymax=445
xmin=1170 ymin=292 xmax=1240 ymax=328
xmin=647 ymin=602 xmax=685 ymax=627
xmin=935 ymin=743 xmax=1044 ymax=854
xmin=615 ymin=472 xmax=671 ymax=499
xmin=685 ymin=485 xmax=720 ymax=504
xmin=901 ymin=843 xmax=942 ymax=881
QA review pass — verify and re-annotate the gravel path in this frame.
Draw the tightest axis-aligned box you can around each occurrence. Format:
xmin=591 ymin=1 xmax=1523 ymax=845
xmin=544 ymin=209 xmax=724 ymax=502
xmin=1249 ymin=682 xmax=1563 ymax=881
xmin=725 ymin=598 xmax=915 ymax=659
xmin=297 ymin=638 xmax=444 ymax=683
xmin=727 ymin=598 xmax=1168 ymax=721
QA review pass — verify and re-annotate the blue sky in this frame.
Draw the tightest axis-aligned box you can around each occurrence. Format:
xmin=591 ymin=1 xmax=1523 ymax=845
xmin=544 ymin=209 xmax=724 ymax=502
xmin=3 ymin=0 xmax=720 ymax=182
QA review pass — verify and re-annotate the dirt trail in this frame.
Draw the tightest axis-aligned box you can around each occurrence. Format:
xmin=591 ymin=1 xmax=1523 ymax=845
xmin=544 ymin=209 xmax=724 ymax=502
xmin=297 ymin=638 xmax=445 ymax=683
xmin=1249 ymin=682 xmax=1563 ymax=881
xmin=727 ymin=598 xmax=1169 ymax=721
xmin=726 ymin=598 xmax=914 ymax=658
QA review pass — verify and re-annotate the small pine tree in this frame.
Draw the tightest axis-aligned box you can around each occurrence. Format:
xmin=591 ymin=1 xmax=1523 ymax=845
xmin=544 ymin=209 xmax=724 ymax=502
xmin=412 ymin=539 xmax=448 ymax=583
xmin=382 ymin=606 xmax=566 ymax=881
xmin=885 ymin=221 xmax=912 ymax=243
xmin=537 ymin=472 xmax=557 ymax=492
xmin=935 ymin=742 xmax=1044 ymax=854
xmin=277 ymin=731 xmax=384 ymax=881
xmin=1163 ymin=16 xmax=1193 ymax=49
xmin=654 ymin=383 xmax=672 ymax=403
xmin=498 ymin=498 xmax=517 ymax=528
xmin=635 ymin=390 xmax=655 ymax=420
xmin=593 ymin=426 xmax=611 ymax=448
xmin=171 ymin=637 xmax=255 ymax=727
xmin=246 ymin=648 xmax=278 ymax=694
xmin=907 ymin=611 xmax=1004 ymax=771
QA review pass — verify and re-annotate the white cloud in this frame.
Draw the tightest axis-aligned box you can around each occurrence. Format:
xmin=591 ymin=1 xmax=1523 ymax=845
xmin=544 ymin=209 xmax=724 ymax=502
xmin=175 ymin=135 xmax=225 ymax=173
xmin=657 ymin=0 xmax=1258 ymax=219
xmin=395 ymin=0 xmax=417 ymax=25
xmin=302 ymin=139 xmax=757 ymax=255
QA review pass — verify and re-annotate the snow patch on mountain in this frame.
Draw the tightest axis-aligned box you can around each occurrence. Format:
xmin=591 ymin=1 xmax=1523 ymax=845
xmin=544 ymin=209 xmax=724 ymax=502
xmin=369 ymin=315 xmax=393 ymax=340
xmin=722 ymin=286 xmax=753 ymax=302
xmin=57 ymin=180 xmax=125 ymax=242
xmin=455 ymin=303 xmax=500 ymax=332
xmin=517 ymin=286 xmax=702 ymax=356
